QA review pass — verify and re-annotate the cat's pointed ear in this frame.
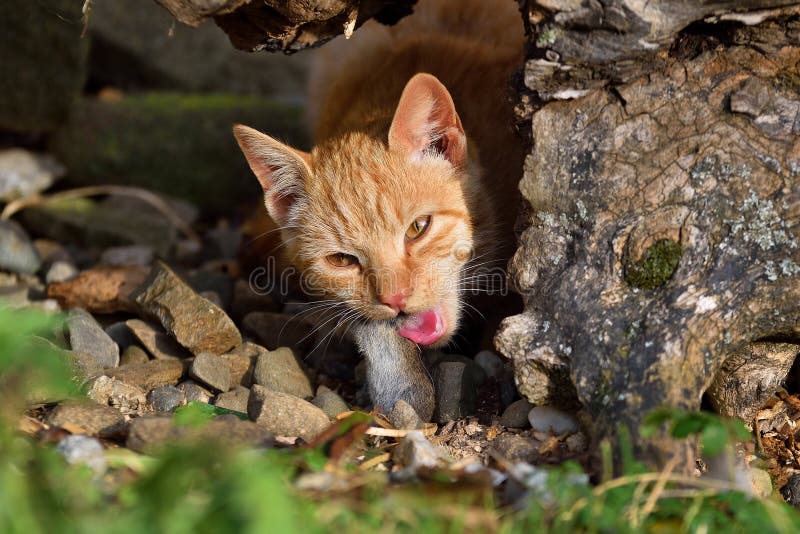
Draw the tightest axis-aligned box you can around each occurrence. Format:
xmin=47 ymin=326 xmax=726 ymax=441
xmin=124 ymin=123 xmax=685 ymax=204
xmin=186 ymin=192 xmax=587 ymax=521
xmin=233 ymin=124 xmax=311 ymax=225
xmin=388 ymin=73 xmax=466 ymax=166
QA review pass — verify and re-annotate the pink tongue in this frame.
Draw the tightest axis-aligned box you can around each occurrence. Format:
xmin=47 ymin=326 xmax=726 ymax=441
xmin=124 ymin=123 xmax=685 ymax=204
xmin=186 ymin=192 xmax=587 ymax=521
xmin=397 ymin=308 xmax=446 ymax=345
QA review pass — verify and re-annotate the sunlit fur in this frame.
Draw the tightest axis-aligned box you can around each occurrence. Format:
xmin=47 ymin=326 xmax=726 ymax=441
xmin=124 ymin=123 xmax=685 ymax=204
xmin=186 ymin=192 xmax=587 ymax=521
xmin=237 ymin=0 xmax=524 ymax=348
xmin=285 ymin=133 xmax=478 ymax=344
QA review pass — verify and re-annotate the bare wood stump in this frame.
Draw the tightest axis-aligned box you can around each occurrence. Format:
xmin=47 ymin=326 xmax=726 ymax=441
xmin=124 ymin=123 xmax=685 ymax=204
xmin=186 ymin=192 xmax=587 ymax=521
xmin=499 ymin=2 xmax=800 ymax=467
xmin=154 ymin=0 xmax=416 ymax=51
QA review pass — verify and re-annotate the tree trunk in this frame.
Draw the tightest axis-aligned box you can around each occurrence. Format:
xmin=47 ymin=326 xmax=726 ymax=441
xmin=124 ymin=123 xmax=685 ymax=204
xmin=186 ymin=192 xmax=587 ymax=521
xmin=497 ymin=1 xmax=800 ymax=468
xmin=153 ymin=0 xmax=416 ymax=51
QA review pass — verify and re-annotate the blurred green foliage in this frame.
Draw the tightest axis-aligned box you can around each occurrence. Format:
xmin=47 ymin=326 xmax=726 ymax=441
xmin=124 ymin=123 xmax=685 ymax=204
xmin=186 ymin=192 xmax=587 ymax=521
xmin=0 ymin=307 xmax=799 ymax=533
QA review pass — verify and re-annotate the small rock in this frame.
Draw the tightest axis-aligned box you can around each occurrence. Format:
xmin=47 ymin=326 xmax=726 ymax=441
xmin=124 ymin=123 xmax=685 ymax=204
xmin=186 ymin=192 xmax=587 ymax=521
xmin=748 ymin=467 xmax=773 ymax=498
xmin=57 ymin=435 xmax=106 ymax=476
xmin=242 ymin=311 xmax=315 ymax=352
xmin=566 ymin=432 xmax=588 ymax=453
xmin=433 ymin=353 xmax=486 ymax=385
xmin=47 ymin=265 xmax=149 ymax=314
xmin=189 ymin=353 xmax=232 ymax=392
xmin=0 ymin=219 xmax=41 ymax=275
xmin=45 ymin=260 xmax=78 ymax=284
xmin=394 ymin=430 xmax=445 ymax=470
xmin=126 ymin=415 xmax=272 ymax=453
xmin=0 ymin=148 xmax=64 ymax=201
xmin=104 ymin=321 xmax=140 ymax=351
xmin=253 ymin=346 xmax=313 ymax=399
xmin=46 ymin=401 xmax=126 ymax=438
xmin=87 ymin=375 xmax=148 ymax=415
xmin=388 ymin=400 xmax=424 ymax=430
xmin=474 ymin=350 xmax=505 ymax=379
xmin=220 ymin=342 xmax=260 ymax=386
xmin=147 ymin=385 xmax=186 ymax=412
xmin=247 ymin=385 xmax=330 ymax=441
xmin=312 ymin=386 xmax=350 ymax=419
xmin=65 ymin=308 xmax=120 ymax=368
xmin=500 ymin=399 xmax=534 ymax=429
xmin=780 ymin=473 xmax=800 ymax=508
xmin=120 ymin=345 xmax=150 ymax=365
xmin=528 ymin=406 xmax=579 ymax=435
xmin=178 ymin=380 xmax=213 ymax=403
xmin=105 ymin=359 xmax=186 ymax=391
xmin=100 ymin=245 xmax=155 ymax=266
xmin=126 ymin=318 xmax=191 ymax=360
xmin=214 ymin=386 xmax=250 ymax=413
xmin=133 ymin=261 xmax=242 ymax=355
xmin=490 ymin=434 xmax=540 ymax=463
xmin=65 ymin=350 xmax=105 ymax=380
xmin=433 ymin=361 xmax=477 ymax=423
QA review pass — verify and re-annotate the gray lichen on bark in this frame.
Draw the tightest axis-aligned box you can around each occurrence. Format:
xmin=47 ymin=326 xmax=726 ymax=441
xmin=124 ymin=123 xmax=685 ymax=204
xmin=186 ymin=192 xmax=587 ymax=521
xmin=499 ymin=3 xmax=800 ymax=467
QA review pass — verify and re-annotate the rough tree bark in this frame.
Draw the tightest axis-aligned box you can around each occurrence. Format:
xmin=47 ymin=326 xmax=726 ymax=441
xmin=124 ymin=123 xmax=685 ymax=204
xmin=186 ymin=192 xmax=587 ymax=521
xmin=496 ymin=1 xmax=800 ymax=467
xmin=153 ymin=0 xmax=416 ymax=51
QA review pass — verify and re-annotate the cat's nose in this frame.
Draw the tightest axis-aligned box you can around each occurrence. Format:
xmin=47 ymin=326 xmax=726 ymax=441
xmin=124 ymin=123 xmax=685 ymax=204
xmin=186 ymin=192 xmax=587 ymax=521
xmin=379 ymin=291 xmax=410 ymax=313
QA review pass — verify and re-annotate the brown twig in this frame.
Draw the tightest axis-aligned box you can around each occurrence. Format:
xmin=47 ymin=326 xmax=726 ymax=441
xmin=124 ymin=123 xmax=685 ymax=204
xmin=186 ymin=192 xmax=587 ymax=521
xmin=1 ymin=185 xmax=201 ymax=244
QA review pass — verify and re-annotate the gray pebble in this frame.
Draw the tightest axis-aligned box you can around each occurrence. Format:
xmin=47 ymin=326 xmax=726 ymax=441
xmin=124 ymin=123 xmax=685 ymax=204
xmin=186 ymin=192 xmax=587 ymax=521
xmin=248 ymin=385 xmax=329 ymax=441
xmin=189 ymin=353 xmax=232 ymax=392
xmin=0 ymin=219 xmax=41 ymax=275
xmin=394 ymin=430 xmax=445 ymax=471
xmin=120 ymin=345 xmax=150 ymax=366
xmin=214 ymin=386 xmax=250 ymax=413
xmin=388 ymin=399 xmax=423 ymax=429
xmin=433 ymin=361 xmax=477 ymax=423
xmin=65 ymin=308 xmax=119 ymax=368
xmin=311 ymin=386 xmax=349 ymax=419
xmin=147 ymin=385 xmax=186 ymax=412
xmin=57 ymin=435 xmax=107 ymax=476
xmin=45 ymin=260 xmax=78 ymax=284
xmin=528 ymin=406 xmax=579 ymax=435
xmin=474 ymin=350 xmax=506 ymax=379
xmin=500 ymin=399 xmax=534 ymax=428
xmin=253 ymin=346 xmax=313 ymax=399
xmin=178 ymin=380 xmax=213 ymax=403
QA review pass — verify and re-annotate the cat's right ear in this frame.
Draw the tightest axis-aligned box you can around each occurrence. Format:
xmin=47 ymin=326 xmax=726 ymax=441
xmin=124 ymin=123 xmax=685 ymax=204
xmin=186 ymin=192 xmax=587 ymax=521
xmin=233 ymin=124 xmax=311 ymax=225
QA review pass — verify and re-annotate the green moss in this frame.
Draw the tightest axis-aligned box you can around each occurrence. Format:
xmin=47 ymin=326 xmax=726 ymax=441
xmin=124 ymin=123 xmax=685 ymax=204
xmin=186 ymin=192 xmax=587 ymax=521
xmin=21 ymin=197 xmax=176 ymax=255
xmin=536 ymin=27 xmax=560 ymax=48
xmin=49 ymin=92 xmax=307 ymax=214
xmin=624 ymin=239 xmax=682 ymax=289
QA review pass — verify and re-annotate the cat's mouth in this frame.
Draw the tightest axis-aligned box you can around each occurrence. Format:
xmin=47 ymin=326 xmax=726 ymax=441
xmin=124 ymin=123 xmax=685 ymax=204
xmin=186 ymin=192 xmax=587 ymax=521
xmin=396 ymin=307 xmax=447 ymax=345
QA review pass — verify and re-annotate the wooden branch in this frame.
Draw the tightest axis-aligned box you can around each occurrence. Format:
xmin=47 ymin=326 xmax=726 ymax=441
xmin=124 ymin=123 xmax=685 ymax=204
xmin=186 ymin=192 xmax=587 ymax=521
xmin=153 ymin=0 xmax=417 ymax=52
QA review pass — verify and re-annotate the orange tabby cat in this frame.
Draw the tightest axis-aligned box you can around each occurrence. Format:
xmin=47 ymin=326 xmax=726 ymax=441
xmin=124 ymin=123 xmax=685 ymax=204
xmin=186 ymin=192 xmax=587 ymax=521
xmin=234 ymin=0 xmax=524 ymax=420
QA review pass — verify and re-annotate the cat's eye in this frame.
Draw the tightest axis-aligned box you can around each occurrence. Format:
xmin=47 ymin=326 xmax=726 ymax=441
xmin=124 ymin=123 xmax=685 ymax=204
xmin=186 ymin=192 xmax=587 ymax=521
xmin=406 ymin=215 xmax=431 ymax=240
xmin=326 ymin=253 xmax=359 ymax=268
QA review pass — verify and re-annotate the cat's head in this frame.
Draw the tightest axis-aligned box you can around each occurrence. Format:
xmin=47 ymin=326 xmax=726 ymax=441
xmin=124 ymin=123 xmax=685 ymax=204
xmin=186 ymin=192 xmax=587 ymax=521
xmin=234 ymin=74 xmax=478 ymax=346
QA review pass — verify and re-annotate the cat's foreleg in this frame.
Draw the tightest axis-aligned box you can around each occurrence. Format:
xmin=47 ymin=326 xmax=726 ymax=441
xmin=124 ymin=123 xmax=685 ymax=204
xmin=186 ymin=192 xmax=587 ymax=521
xmin=352 ymin=322 xmax=435 ymax=421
